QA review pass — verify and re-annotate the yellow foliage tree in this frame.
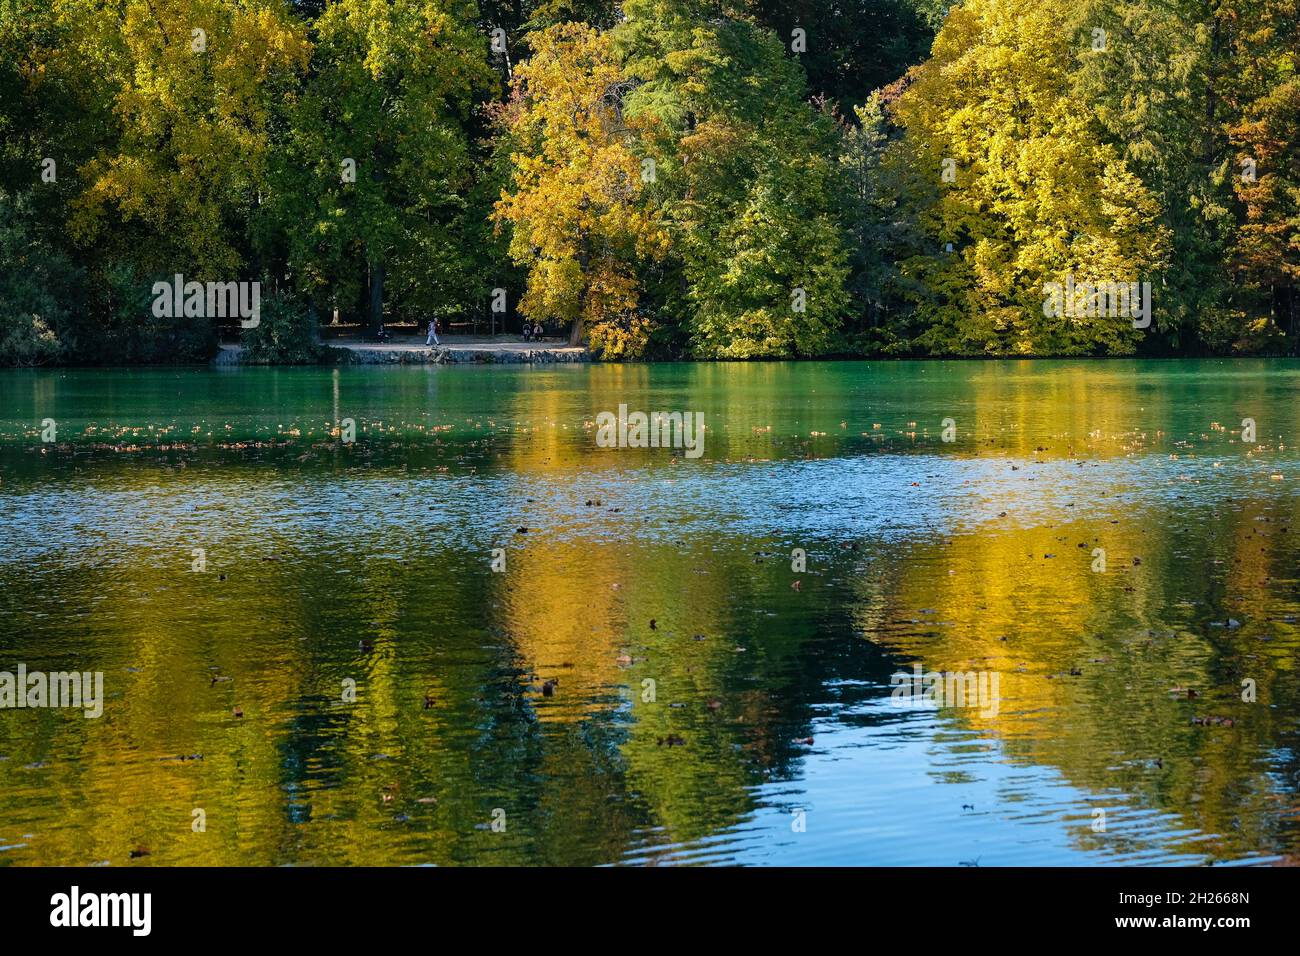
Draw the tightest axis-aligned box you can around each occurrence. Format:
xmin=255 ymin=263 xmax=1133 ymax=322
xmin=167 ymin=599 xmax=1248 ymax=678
xmin=493 ymin=22 xmax=668 ymax=356
xmin=67 ymin=0 xmax=310 ymax=276
xmin=891 ymin=0 xmax=1169 ymax=355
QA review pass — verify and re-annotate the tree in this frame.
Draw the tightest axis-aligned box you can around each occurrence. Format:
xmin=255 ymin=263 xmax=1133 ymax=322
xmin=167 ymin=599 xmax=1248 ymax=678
xmin=740 ymin=0 xmax=935 ymax=110
xmin=493 ymin=21 xmax=668 ymax=354
xmin=263 ymin=0 xmax=492 ymax=335
xmin=889 ymin=0 xmax=1169 ymax=355
xmin=836 ymin=88 xmax=933 ymax=352
xmin=1223 ymin=0 xmax=1300 ymax=344
xmin=67 ymin=0 xmax=310 ymax=278
xmin=0 ymin=188 xmax=81 ymax=365
xmin=1068 ymin=0 xmax=1244 ymax=352
xmin=617 ymin=0 xmax=850 ymax=356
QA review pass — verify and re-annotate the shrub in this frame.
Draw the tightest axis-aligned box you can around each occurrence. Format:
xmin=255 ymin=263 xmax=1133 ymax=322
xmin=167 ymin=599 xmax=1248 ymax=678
xmin=0 ymin=190 xmax=78 ymax=366
xmin=241 ymin=293 xmax=326 ymax=364
xmin=65 ymin=264 xmax=218 ymax=365
xmin=587 ymin=314 xmax=654 ymax=361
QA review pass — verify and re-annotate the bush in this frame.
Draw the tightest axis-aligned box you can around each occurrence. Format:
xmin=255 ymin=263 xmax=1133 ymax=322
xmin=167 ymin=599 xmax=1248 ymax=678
xmin=587 ymin=314 xmax=654 ymax=361
xmin=0 ymin=313 xmax=63 ymax=366
xmin=0 ymin=190 xmax=79 ymax=366
xmin=240 ymin=293 xmax=326 ymax=364
xmin=64 ymin=264 xmax=218 ymax=365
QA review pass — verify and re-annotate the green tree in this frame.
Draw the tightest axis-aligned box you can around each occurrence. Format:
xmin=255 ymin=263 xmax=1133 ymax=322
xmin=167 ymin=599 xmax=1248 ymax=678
xmin=262 ymin=0 xmax=492 ymax=335
xmin=618 ymin=0 xmax=850 ymax=357
xmin=741 ymin=0 xmax=935 ymax=109
xmin=1069 ymin=0 xmax=1243 ymax=352
xmin=0 ymin=189 xmax=80 ymax=365
xmin=836 ymin=88 xmax=933 ymax=353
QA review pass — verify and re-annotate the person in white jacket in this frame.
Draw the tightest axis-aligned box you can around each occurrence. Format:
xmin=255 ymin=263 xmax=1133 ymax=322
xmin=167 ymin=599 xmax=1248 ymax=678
xmin=426 ymin=318 xmax=439 ymax=346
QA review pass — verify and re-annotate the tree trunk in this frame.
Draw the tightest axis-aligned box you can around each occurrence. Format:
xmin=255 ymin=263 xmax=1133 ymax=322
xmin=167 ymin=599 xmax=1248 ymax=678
xmin=1283 ymin=285 xmax=1297 ymax=354
xmin=572 ymin=220 xmax=590 ymax=347
xmin=368 ymin=257 xmax=385 ymax=337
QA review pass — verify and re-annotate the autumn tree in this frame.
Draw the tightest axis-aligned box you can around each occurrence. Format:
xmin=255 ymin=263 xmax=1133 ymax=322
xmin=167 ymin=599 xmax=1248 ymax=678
xmin=889 ymin=0 xmax=1169 ymax=355
xmin=493 ymin=21 xmax=668 ymax=355
xmin=67 ymin=0 xmax=310 ymax=277
xmin=1223 ymin=0 xmax=1300 ymax=342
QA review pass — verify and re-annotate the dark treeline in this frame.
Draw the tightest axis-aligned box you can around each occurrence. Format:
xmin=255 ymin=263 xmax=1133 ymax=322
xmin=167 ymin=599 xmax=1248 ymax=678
xmin=0 ymin=0 xmax=1295 ymax=364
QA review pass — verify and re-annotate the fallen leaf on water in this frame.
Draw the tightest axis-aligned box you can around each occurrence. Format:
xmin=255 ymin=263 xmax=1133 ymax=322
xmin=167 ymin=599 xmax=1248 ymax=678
xmin=1191 ymin=715 xmax=1235 ymax=727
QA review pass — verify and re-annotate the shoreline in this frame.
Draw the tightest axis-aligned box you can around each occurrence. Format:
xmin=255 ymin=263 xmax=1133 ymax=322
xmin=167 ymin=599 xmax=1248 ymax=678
xmin=221 ymin=338 xmax=590 ymax=366
xmin=6 ymin=344 xmax=1300 ymax=372
xmin=195 ymin=347 xmax=1300 ymax=368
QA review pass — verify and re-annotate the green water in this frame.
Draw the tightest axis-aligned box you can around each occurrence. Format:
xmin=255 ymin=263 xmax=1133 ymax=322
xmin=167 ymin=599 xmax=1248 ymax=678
xmin=1 ymin=359 xmax=1299 ymax=865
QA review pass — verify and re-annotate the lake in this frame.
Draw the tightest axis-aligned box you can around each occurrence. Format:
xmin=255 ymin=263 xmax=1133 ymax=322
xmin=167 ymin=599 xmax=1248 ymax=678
xmin=1 ymin=358 xmax=1298 ymax=865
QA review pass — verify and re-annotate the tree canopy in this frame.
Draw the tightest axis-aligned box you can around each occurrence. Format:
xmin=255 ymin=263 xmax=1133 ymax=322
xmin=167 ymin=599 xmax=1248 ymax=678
xmin=1 ymin=0 xmax=1295 ymax=364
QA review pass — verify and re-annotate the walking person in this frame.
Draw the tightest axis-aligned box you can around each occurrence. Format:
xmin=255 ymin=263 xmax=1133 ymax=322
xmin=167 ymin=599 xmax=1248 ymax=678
xmin=426 ymin=318 xmax=439 ymax=346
